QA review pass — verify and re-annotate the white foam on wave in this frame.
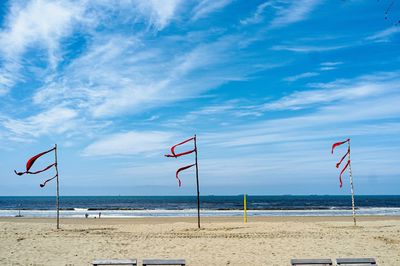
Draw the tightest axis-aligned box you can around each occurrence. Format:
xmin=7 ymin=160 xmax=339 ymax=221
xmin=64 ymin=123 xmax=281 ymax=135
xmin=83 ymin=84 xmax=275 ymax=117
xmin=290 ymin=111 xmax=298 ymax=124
xmin=1 ymin=207 xmax=400 ymax=218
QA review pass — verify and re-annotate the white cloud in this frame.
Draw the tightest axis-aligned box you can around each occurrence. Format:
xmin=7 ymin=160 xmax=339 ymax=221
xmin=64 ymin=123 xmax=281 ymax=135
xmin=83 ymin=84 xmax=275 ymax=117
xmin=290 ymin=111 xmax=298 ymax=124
xmin=320 ymin=67 xmax=335 ymax=71
xmin=193 ymin=72 xmax=400 ymax=153
xmin=203 ymin=96 xmax=400 ymax=149
xmin=192 ymin=0 xmax=232 ymax=20
xmin=0 ymin=0 xmax=185 ymax=95
xmin=320 ymin=62 xmax=342 ymax=67
xmin=133 ymin=0 xmax=182 ymax=30
xmin=0 ymin=0 xmax=86 ymax=93
xmin=2 ymin=106 xmax=78 ymax=138
xmin=264 ymin=72 xmax=400 ymax=111
xmin=82 ymin=131 xmax=176 ymax=156
xmin=272 ymin=44 xmax=347 ymax=53
xmin=0 ymin=0 xmax=82 ymax=60
xmin=0 ymin=70 xmax=15 ymax=96
xmin=240 ymin=2 xmax=271 ymax=25
xmin=319 ymin=61 xmax=342 ymax=71
xmin=283 ymin=72 xmax=319 ymax=82
xmin=34 ymin=34 xmax=259 ymax=118
xmin=366 ymin=26 xmax=400 ymax=42
xmin=269 ymin=0 xmax=321 ymax=28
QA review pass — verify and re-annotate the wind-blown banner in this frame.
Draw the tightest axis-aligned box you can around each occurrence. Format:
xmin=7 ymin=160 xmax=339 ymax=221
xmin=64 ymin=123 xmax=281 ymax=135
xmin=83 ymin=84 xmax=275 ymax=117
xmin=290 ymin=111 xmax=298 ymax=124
xmin=331 ymin=138 xmax=357 ymax=226
xmin=331 ymin=139 xmax=350 ymax=188
xmin=165 ymin=135 xmax=202 ymax=228
xmin=165 ymin=137 xmax=196 ymax=158
xmin=14 ymin=147 xmax=56 ymax=188
xmin=175 ymin=164 xmax=196 ymax=187
xmin=40 ymin=175 xmax=57 ymax=188
xmin=331 ymin=139 xmax=349 ymax=154
xmin=165 ymin=137 xmax=197 ymax=187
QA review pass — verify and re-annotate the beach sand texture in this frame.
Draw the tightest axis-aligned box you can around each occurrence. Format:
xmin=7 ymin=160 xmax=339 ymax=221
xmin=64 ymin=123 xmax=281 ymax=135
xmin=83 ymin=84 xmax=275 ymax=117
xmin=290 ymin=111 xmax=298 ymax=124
xmin=1 ymin=216 xmax=399 ymax=266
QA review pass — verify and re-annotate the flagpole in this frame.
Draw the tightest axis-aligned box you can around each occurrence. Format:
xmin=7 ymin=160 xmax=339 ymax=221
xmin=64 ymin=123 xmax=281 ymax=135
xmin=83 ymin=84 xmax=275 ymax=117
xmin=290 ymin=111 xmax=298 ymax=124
xmin=194 ymin=134 xmax=201 ymax=229
xmin=54 ymin=144 xmax=60 ymax=229
xmin=347 ymin=140 xmax=356 ymax=226
xmin=244 ymin=194 xmax=247 ymax=224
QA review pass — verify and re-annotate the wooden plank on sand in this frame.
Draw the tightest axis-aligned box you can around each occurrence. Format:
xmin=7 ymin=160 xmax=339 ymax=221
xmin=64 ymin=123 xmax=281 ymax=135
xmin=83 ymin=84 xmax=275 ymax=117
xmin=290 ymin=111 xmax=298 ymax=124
xmin=142 ymin=259 xmax=186 ymax=266
xmin=336 ymin=258 xmax=377 ymax=265
xmin=291 ymin=258 xmax=333 ymax=265
xmin=92 ymin=259 xmax=137 ymax=265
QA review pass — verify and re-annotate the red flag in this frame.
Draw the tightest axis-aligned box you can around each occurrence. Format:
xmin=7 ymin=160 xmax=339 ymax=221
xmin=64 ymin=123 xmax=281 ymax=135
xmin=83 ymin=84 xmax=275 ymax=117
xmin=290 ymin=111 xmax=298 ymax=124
xmin=176 ymin=164 xmax=195 ymax=187
xmin=165 ymin=137 xmax=196 ymax=158
xmin=331 ymin=138 xmax=350 ymax=154
xmin=339 ymin=160 xmax=350 ymax=188
xmin=14 ymin=147 xmax=55 ymax=175
xmin=165 ymin=136 xmax=197 ymax=187
xmin=332 ymin=139 xmax=352 ymax=188
xmin=14 ymin=147 xmax=57 ymax=188
xmin=336 ymin=148 xmax=350 ymax=168
xmin=40 ymin=175 xmax=57 ymax=188
xmin=14 ymin=163 xmax=56 ymax=176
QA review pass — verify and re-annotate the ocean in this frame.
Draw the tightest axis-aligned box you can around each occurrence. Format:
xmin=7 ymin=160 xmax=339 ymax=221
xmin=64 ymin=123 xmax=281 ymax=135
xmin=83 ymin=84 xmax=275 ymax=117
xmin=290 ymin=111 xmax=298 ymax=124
xmin=1 ymin=195 xmax=400 ymax=218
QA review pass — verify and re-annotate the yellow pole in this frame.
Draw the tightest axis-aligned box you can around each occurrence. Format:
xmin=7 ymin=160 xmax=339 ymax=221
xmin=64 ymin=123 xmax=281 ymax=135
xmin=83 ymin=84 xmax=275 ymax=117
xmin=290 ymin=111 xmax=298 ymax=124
xmin=244 ymin=194 xmax=247 ymax=223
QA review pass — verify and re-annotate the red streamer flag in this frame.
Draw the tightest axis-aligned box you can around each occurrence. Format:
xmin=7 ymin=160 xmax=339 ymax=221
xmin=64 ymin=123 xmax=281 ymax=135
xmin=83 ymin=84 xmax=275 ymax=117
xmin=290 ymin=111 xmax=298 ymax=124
xmin=165 ymin=136 xmax=197 ymax=187
xmin=40 ymin=175 xmax=57 ymax=188
xmin=14 ymin=147 xmax=56 ymax=188
xmin=165 ymin=137 xmax=196 ymax=158
xmin=14 ymin=147 xmax=55 ymax=175
xmin=336 ymin=148 xmax=350 ymax=168
xmin=176 ymin=164 xmax=196 ymax=187
xmin=332 ymin=139 xmax=351 ymax=188
xmin=339 ymin=160 xmax=350 ymax=188
xmin=331 ymin=138 xmax=350 ymax=154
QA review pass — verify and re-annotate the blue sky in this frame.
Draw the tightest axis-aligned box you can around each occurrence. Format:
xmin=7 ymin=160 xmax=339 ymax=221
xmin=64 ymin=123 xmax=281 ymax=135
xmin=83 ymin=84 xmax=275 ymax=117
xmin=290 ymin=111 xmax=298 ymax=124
xmin=0 ymin=0 xmax=399 ymax=196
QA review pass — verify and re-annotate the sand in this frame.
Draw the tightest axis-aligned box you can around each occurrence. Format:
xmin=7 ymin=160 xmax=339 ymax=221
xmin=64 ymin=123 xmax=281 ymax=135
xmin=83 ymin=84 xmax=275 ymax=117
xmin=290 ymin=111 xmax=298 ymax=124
xmin=1 ymin=216 xmax=399 ymax=265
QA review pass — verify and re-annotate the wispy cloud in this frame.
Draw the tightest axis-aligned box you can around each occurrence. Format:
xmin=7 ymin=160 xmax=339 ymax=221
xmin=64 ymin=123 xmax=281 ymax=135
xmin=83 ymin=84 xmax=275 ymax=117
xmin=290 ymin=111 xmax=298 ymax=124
xmin=204 ymin=96 xmax=400 ymax=152
xmin=82 ymin=131 xmax=176 ymax=156
xmin=240 ymin=2 xmax=271 ymax=25
xmin=2 ymin=106 xmax=78 ymax=138
xmin=268 ymin=0 xmax=321 ymax=29
xmin=272 ymin=44 xmax=347 ymax=53
xmin=0 ymin=0 xmax=85 ymax=93
xmin=320 ymin=62 xmax=342 ymax=67
xmin=264 ymin=72 xmax=400 ymax=111
xmin=320 ymin=61 xmax=342 ymax=71
xmin=33 ymin=33 xmax=264 ymax=118
xmin=283 ymin=72 xmax=319 ymax=82
xmin=133 ymin=0 xmax=183 ymax=30
xmin=0 ymin=0 xmax=83 ymax=62
xmin=192 ymin=0 xmax=232 ymax=21
xmin=366 ymin=26 xmax=400 ymax=42
xmin=0 ymin=0 xmax=186 ymax=96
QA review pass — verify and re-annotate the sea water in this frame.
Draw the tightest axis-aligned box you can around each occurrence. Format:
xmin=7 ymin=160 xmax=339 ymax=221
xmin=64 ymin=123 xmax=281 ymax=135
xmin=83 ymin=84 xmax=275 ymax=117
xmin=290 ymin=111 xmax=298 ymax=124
xmin=1 ymin=195 xmax=400 ymax=218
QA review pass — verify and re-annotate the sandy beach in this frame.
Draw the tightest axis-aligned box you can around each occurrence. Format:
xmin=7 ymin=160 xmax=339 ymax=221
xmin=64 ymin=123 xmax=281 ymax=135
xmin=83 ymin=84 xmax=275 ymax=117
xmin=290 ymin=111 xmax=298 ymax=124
xmin=1 ymin=216 xmax=399 ymax=265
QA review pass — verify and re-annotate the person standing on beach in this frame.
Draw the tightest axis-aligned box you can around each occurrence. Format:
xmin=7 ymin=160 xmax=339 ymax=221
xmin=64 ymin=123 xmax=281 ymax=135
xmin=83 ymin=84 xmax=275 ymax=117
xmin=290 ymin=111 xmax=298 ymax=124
xmin=85 ymin=213 xmax=88 ymax=218
xmin=98 ymin=212 xmax=101 ymax=219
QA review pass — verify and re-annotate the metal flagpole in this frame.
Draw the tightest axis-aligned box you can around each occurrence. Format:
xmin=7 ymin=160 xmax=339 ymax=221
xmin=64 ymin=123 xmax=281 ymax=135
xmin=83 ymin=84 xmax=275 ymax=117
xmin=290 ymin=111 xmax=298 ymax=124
xmin=54 ymin=144 xmax=60 ymax=229
xmin=347 ymin=140 xmax=356 ymax=226
xmin=194 ymin=135 xmax=201 ymax=229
